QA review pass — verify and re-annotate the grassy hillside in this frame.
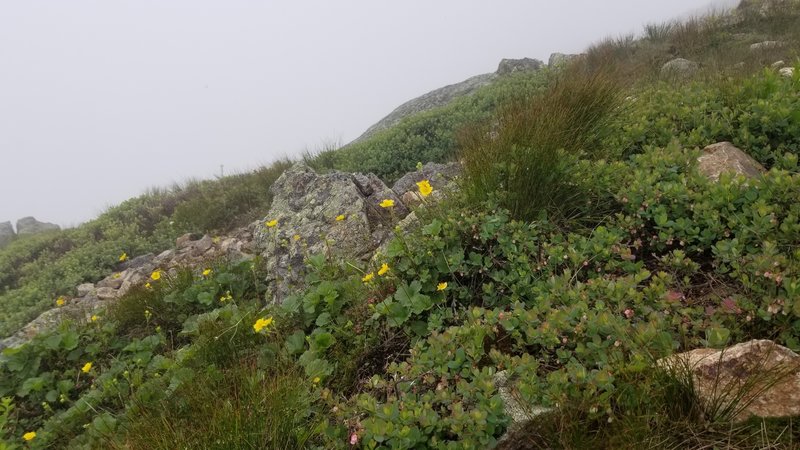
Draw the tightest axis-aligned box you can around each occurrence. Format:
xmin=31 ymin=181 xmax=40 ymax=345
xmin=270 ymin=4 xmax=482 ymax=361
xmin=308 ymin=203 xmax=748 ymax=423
xmin=2 ymin=2 xmax=800 ymax=448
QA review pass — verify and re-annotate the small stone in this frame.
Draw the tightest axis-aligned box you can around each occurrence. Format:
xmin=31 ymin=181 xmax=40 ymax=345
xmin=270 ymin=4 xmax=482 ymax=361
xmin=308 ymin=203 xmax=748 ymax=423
xmin=697 ymin=142 xmax=765 ymax=182
xmin=95 ymin=287 xmax=119 ymax=300
xmin=96 ymin=276 xmax=123 ymax=290
xmin=750 ymin=41 xmax=786 ymax=51
xmin=661 ymin=58 xmax=699 ymax=79
xmin=780 ymin=67 xmax=795 ymax=78
xmin=76 ymin=283 xmax=95 ymax=297
xmin=771 ymin=60 xmax=786 ymax=69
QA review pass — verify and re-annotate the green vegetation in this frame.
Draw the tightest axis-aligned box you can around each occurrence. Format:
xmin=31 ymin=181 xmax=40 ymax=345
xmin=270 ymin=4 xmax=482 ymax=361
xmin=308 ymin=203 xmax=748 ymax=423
xmin=3 ymin=2 xmax=800 ymax=448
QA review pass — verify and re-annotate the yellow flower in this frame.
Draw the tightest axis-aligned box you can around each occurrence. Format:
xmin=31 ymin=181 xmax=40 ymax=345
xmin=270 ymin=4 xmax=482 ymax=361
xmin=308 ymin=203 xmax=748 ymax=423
xmin=81 ymin=362 xmax=93 ymax=373
xmin=335 ymin=214 xmax=346 ymax=221
xmin=144 ymin=282 xmax=152 ymax=289
xmin=118 ymin=252 xmax=128 ymax=262
xmin=56 ymin=297 xmax=66 ymax=307
xmin=220 ymin=291 xmax=233 ymax=302
xmin=312 ymin=376 xmax=321 ymax=384
xmin=416 ymin=180 xmax=433 ymax=197
xmin=265 ymin=219 xmax=278 ymax=228
xmin=378 ymin=263 xmax=389 ymax=276
xmin=23 ymin=431 xmax=36 ymax=441
xmin=437 ymin=282 xmax=448 ymax=291
xmin=90 ymin=315 xmax=99 ymax=322
xmin=202 ymin=268 xmax=212 ymax=277
xmin=150 ymin=270 xmax=162 ymax=281
xmin=253 ymin=316 xmax=274 ymax=333
xmin=144 ymin=309 xmax=152 ymax=321
xmin=293 ymin=234 xmax=301 ymax=241
xmin=112 ymin=272 xmax=121 ymax=279
xmin=379 ymin=199 xmax=395 ymax=208
xmin=362 ymin=272 xmax=375 ymax=283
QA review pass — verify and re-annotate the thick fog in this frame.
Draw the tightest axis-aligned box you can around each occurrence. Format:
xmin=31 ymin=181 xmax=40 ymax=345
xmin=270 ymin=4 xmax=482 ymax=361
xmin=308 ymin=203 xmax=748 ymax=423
xmin=0 ymin=0 xmax=737 ymax=227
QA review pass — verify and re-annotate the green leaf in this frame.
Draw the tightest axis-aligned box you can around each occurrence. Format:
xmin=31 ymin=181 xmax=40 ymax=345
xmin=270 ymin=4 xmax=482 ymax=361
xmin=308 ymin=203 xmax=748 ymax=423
xmin=706 ymin=327 xmax=730 ymax=348
xmin=197 ymin=291 xmax=214 ymax=306
xmin=311 ymin=332 xmax=335 ymax=352
xmin=315 ymin=312 xmax=332 ymax=327
xmin=423 ymin=219 xmax=442 ymax=236
xmin=61 ymin=331 xmax=79 ymax=351
xmin=285 ymin=331 xmax=306 ymax=355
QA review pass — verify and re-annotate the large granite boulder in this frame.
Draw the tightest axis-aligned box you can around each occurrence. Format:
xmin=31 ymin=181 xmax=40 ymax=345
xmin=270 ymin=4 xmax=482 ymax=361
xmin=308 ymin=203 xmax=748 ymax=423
xmin=659 ymin=340 xmax=800 ymax=422
xmin=697 ymin=142 xmax=765 ymax=182
xmin=660 ymin=58 xmax=699 ymax=79
xmin=16 ymin=217 xmax=60 ymax=235
xmin=256 ymin=163 xmax=409 ymax=303
xmin=0 ymin=221 xmax=14 ymax=249
xmin=496 ymin=58 xmax=544 ymax=76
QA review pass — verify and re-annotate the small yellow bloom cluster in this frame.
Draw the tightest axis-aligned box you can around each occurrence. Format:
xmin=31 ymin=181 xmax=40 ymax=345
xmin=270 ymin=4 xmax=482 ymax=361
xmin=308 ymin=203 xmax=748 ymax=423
xmin=437 ymin=282 xmax=448 ymax=291
xmin=81 ymin=362 xmax=93 ymax=373
xmin=144 ymin=309 xmax=152 ymax=321
xmin=219 ymin=291 xmax=233 ymax=302
xmin=150 ymin=270 xmax=162 ymax=281
xmin=361 ymin=272 xmax=374 ymax=283
xmin=112 ymin=272 xmax=121 ymax=279
xmin=144 ymin=282 xmax=152 ymax=289
xmin=335 ymin=214 xmax=346 ymax=221
xmin=55 ymin=296 xmax=66 ymax=307
xmin=253 ymin=316 xmax=274 ymax=333
xmin=363 ymin=263 xmax=391 ymax=283
xmin=265 ymin=219 xmax=278 ymax=228
xmin=118 ymin=252 xmax=128 ymax=262
xmin=416 ymin=180 xmax=433 ymax=197
xmin=23 ymin=431 xmax=36 ymax=441
xmin=293 ymin=234 xmax=302 ymax=241
xmin=379 ymin=199 xmax=395 ymax=208
xmin=90 ymin=315 xmax=99 ymax=322
xmin=202 ymin=268 xmax=212 ymax=277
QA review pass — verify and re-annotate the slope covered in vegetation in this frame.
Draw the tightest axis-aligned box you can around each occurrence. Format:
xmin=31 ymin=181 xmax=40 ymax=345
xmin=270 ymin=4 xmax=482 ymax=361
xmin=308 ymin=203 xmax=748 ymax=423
xmin=2 ymin=2 xmax=800 ymax=448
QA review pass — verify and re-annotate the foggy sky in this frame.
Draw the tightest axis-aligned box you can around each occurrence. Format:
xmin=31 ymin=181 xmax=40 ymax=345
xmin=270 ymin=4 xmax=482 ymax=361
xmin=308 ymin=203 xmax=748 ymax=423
xmin=0 ymin=1 xmax=736 ymax=227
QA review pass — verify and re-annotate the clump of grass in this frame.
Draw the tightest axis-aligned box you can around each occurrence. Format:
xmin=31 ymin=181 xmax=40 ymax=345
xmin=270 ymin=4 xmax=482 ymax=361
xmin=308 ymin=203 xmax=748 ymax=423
xmin=113 ymin=358 xmax=324 ymax=450
xmin=458 ymin=67 xmax=624 ymax=223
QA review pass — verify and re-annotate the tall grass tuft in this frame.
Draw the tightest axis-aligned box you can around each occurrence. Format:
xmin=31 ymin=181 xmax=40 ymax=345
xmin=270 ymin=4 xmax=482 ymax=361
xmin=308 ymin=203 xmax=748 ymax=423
xmin=458 ymin=67 xmax=624 ymax=223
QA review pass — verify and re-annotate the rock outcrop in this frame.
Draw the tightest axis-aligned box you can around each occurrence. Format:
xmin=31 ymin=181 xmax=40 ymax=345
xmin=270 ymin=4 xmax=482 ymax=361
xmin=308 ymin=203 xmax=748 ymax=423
xmin=391 ymin=162 xmax=461 ymax=197
xmin=0 ymin=227 xmax=255 ymax=351
xmin=780 ymin=67 xmax=795 ymax=77
xmin=659 ymin=340 xmax=800 ymax=422
xmin=256 ymin=163 xmax=410 ymax=303
xmin=660 ymin=58 xmax=699 ymax=79
xmin=697 ymin=142 xmax=765 ymax=182
xmin=349 ymin=73 xmax=496 ymax=144
xmin=750 ymin=40 xmax=786 ymax=51
xmin=0 ymin=221 xmax=14 ymax=249
xmin=496 ymin=58 xmax=544 ymax=75
xmin=16 ymin=217 xmax=60 ymax=235
xmin=548 ymin=52 xmax=580 ymax=68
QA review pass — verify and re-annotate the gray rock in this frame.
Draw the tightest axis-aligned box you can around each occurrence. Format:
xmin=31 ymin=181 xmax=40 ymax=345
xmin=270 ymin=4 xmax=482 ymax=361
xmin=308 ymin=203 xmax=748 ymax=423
xmin=76 ymin=283 xmax=95 ymax=297
xmin=97 ymin=275 xmax=123 ymax=290
xmin=660 ymin=58 xmax=699 ymax=79
xmin=493 ymin=370 xmax=552 ymax=445
xmin=0 ymin=221 xmax=14 ymax=249
xmin=771 ymin=60 xmax=786 ymax=69
xmin=349 ymin=73 xmax=496 ymax=144
xmin=697 ymin=142 xmax=765 ymax=182
xmin=95 ymin=287 xmax=119 ymax=300
xmin=118 ymin=253 xmax=154 ymax=271
xmin=658 ymin=340 xmax=800 ymax=422
xmin=391 ymin=162 xmax=461 ymax=197
xmin=15 ymin=217 xmax=60 ymax=235
xmin=750 ymin=40 xmax=786 ymax=51
xmin=780 ymin=67 xmax=795 ymax=78
xmin=738 ymin=0 xmax=794 ymax=17
xmin=497 ymin=58 xmax=545 ymax=76
xmin=256 ymin=163 xmax=409 ymax=303
xmin=191 ymin=235 xmax=214 ymax=256
xmin=548 ymin=52 xmax=579 ymax=68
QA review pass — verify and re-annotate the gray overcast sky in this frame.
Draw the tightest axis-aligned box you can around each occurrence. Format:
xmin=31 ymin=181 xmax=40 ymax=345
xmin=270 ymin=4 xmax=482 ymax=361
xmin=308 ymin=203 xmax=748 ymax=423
xmin=1 ymin=0 xmax=735 ymax=227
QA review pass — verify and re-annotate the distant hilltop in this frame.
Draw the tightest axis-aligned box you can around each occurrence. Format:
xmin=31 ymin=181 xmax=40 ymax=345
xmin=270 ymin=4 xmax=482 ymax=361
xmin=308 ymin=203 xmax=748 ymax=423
xmin=0 ymin=217 xmax=61 ymax=248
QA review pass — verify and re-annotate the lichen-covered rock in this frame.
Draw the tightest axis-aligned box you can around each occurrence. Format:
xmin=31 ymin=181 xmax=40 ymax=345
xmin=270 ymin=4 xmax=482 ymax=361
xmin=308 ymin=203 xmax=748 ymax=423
xmin=750 ymin=40 xmax=786 ymax=51
xmin=697 ymin=142 xmax=765 ymax=182
xmin=256 ymin=163 xmax=409 ymax=303
xmin=76 ymin=283 xmax=95 ymax=297
xmin=16 ymin=217 xmax=60 ymax=235
xmin=0 ymin=221 xmax=14 ymax=249
xmin=391 ymin=162 xmax=461 ymax=197
xmin=780 ymin=67 xmax=795 ymax=78
xmin=493 ymin=371 xmax=552 ymax=445
xmin=660 ymin=58 xmax=699 ymax=79
xmin=496 ymin=58 xmax=544 ymax=75
xmin=658 ymin=340 xmax=800 ymax=422
xmin=548 ymin=52 xmax=579 ymax=68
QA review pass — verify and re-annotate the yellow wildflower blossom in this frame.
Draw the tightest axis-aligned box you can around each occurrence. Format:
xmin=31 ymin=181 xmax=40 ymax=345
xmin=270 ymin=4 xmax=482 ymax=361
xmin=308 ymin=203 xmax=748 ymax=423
xmin=293 ymin=234 xmax=301 ymax=241
xmin=313 ymin=376 xmax=321 ymax=384
xmin=335 ymin=214 xmax=346 ymax=221
xmin=202 ymin=268 xmax=212 ymax=277
xmin=253 ymin=316 xmax=274 ymax=333
xmin=56 ymin=297 xmax=66 ymax=307
xmin=144 ymin=282 xmax=152 ymax=289
xmin=23 ymin=431 xmax=37 ymax=441
xmin=118 ymin=252 xmax=128 ymax=262
xmin=437 ymin=282 xmax=448 ymax=291
xmin=90 ymin=315 xmax=99 ymax=322
xmin=416 ymin=180 xmax=433 ymax=197
xmin=150 ymin=270 xmax=162 ymax=281
xmin=220 ymin=291 xmax=233 ymax=302
xmin=265 ymin=219 xmax=278 ymax=228
xmin=112 ymin=272 xmax=121 ymax=279
xmin=378 ymin=263 xmax=389 ymax=276
xmin=81 ymin=362 xmax=93 ymax=373
xmin=379 ymin=199 xmax=395 ymax=208
xmin=362 ymin=272 xmax=375 ymax=283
